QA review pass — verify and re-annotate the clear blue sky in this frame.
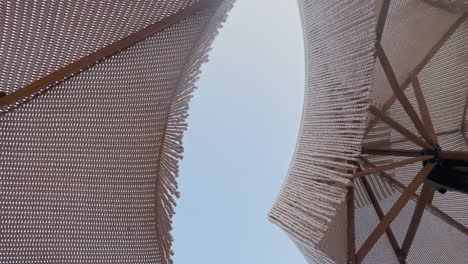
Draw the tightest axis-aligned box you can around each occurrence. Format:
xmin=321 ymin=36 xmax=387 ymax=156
xmin=173 ymin=0 xmax=306 ymax=263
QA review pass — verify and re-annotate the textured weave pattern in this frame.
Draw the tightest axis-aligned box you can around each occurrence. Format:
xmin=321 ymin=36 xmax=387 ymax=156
xmin=0 ymin=0 xmax=234 ymax=263
xmin=269 ymin=0 xmax=377 ymax=262
xmin=364 ymin=1 xmax=468 ymax=228
xmin=0 ymin=0 xmax=197 ymax=95
xmin=356 ymin=0 xmax=468 ymax=262
xmin=357 ymin=2 xmax=468 ymax=261
xmin=423 ymin=0 xmax=468 ymax=12
xmin=367 ymin=0 xmax=461 ymax=110
xmin=271 ymin=0 xmax=468 ymax=263
xmin=356 ymin=192 xmax=468 ymax=264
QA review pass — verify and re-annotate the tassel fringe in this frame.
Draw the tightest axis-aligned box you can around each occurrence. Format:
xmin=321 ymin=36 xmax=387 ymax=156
xmin=153 ymin=1 xmax=236 ymax=263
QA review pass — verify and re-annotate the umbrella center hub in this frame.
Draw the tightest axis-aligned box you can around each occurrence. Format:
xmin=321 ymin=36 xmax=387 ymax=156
xmin=423 ymin=145 xmax=468 ymax=195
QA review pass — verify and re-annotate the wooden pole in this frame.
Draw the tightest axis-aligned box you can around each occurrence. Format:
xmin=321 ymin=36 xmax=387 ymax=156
xmin=440 ymin=151 xmax=468 ymax=161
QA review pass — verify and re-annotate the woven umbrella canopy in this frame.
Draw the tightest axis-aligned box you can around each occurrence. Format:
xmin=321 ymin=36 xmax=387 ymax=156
xmin=270 ymin=0 xmax=467 ymax=263
xmin=0 ymin=0 xmax=233 ymax=263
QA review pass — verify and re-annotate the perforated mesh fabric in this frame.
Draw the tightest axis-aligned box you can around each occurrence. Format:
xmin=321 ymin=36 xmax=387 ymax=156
xmin=0 ymin=0 xmax=234 ymax=263
xmin=356 ymin=19 xmax=468 ymax=261
xmin=0 ymin=0 xmax=197 ymax=95
xmin=363 ymin=0 xmax=468 ymax=229
xmin=423 ymin=0 xmax=468 ymax=13
xmin=356 ymin=193 xmax=468 ymax=264
xmin=270 ymin=0 xmax=468 ymax=263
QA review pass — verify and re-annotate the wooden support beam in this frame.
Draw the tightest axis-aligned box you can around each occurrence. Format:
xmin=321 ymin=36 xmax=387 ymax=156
xmin=376 ymin=44 xmax=432 ymax=144
xmin=360 ymin=177 xmax=406 ymax=263
xmin=363 ymin=129 xmax=460 ymax=148
xmin=401 ymin=183 xmax=435 ymax=259
xmin=355 ymin=164 xmax=434 ymax=263
xmin=0 ymin=0 xmax=216 ymax=108
xmin=410 ymin=13 xmax=467 ymax=77
xmin=361 ymin=148 xmax=424 ymax=157
xmin=370 ymin=105 xmax=431 ymax=149
xmin=347 ymin=184 xmax=356 ymax=264
xmin=375 ymin=0 xmax=391 ymax=43
xmin=411 ymin=76 xmax=437 ymax=145
xmin=353 ymin=156 xmax=433 ymax=178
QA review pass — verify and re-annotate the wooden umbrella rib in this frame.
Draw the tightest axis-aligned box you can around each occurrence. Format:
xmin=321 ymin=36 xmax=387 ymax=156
xmin=462 ymin=90 xmax=468 ymax=144
xmin=365 ymin=14 xmax=467 ymax=137
xmin=355 ymin=163 xmax=434 ymax=263
xmin=364 ymin=129 xmax=460 ymax=148
xmin=347 ymin=184 xmax=356 ymax=264
xmin=375 ymin=0 xmax=391 ymax=43
xmin=353 ymin=155 xmax=433 ymax=178
xmin=0 ymin=0 xmax=215 ymax=108
xmin=355 ymin=3 xmax=405 ymax=262
xmin=361 ymin=148 xmax=424 ymax=157
xmin=376 ymin=44 xmax=432 ymax=144
xmin=359 ymin=157 xmax=409 ymax=190
xmin=360 ymin=157 xmax=468 ymax=236
xmin=401 ymin=183 xmax=435 ymax=259
xmin=411 ymin=76 xmax=437 ymax=145
xmin=370 ymin=105 xmax=431 ymax=149
xmin=360 ymin=177 xmax=406 ymax=263
xmin=410 ymin=13 xmax=467 ymax=78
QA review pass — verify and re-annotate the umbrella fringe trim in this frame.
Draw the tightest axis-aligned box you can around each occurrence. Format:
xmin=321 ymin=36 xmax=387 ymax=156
xmin=269 ymin=0 xmax=377 ymax=262
xmin=154 ymin=1 xmax=236 ymax=263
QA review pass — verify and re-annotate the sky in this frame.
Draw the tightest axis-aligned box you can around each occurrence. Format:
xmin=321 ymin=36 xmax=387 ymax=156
xmin=173 ymin=0 xmax=306 ymax=263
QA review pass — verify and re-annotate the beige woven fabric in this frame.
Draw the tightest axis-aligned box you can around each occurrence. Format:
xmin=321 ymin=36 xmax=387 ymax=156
xmin=269 ymin=0 xmax=377 ymax=262
xmin=1 ymin=1 xmax=196 ymax=95
xmin=423 ymin=0 xmax=468 ymax=13
xmin=356 ymin=193 xmax=468 ymax=264
xmin=271 ymin=0 xmax=468 ymax=263
xmin=363 ymin=0 xmax=468 ymax=229
xmin=0 ymin=1 xmax=234 ymax=263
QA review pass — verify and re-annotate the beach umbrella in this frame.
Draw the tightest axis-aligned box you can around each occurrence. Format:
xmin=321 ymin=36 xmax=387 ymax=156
xmin=0 ymin=1 xmax=233 ymax=263
xmin=270 ymin=0 xmax=468 ymax=263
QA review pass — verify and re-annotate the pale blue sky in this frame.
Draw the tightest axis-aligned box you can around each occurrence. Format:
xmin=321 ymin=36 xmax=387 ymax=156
xmin=173 ymin=1 xmax=306 ymax=263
